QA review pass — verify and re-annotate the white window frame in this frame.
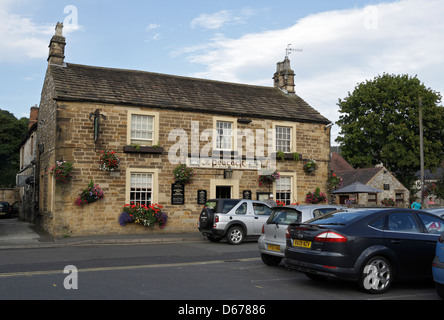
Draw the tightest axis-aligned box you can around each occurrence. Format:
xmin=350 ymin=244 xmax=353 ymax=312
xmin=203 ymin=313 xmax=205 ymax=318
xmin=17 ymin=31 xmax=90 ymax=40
xmin=272 ymin=121 xmax=297 ymax=153
xmin=213 ymin=117 xmax=237 ymax=151
xmin=126 ymin=168 xmax=159 ymax=205
xmin=127 ymin=110 xmax=159 ymax=146
xmin=273 ymin=172 xmax=297 ymax=204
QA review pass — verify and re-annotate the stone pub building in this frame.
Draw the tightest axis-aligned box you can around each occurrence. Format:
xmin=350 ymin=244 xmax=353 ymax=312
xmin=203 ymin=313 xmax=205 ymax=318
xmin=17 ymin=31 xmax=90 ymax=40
xmin=33 ymin=23 xmax=331 ymax=236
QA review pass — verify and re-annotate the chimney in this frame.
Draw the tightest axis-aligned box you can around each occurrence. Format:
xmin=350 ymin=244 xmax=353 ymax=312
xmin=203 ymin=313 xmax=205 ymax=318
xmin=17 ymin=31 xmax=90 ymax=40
xmin=47 ymin=22 xmax=66 ymax=66
xmin=29 ymin=105 xmax=39 ymax=129
xmin=273 ymin=56 xmax=295 ymax=94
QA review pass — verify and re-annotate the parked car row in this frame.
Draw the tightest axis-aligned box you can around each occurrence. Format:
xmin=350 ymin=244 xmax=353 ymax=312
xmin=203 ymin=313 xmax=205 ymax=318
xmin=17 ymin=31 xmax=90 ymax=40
xmin=197 ymin=200 xmax=444 ymax=298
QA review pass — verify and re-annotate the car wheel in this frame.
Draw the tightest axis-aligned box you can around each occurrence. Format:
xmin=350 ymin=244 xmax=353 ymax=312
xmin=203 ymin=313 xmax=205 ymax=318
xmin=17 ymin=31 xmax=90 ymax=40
xmin=436 ymin=282 xmax=444 ymax=299
xmin=261 ymin=253 xmax=282 ymax=266
xmin=359 ymin=256 xmax=392 ymax=294
xmin=226 ymin=226 xmax=244 ymax=245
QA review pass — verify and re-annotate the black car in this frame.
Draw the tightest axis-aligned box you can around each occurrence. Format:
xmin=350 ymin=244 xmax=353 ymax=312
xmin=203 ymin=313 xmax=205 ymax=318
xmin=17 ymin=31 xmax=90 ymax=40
xmin=285 ymin=208 xmax=444 ymax=293
xmin=0 ymin=201 xmax=12 ymax=218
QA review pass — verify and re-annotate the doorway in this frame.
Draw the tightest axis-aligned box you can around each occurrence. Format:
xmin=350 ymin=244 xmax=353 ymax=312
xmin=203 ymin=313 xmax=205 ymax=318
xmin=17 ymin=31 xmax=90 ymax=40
xmin=216 ymin=186 xmax=231 ymax=199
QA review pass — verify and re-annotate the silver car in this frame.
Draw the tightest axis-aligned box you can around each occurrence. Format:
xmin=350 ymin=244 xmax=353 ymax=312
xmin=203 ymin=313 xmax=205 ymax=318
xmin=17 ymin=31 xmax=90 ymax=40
xmin=258 ymin=205 xmax=345 ymax=266
xmin=198 ymin=199 xmax=272 ymax=245
xmin=424 ymin=207 xmax=444 ymax=218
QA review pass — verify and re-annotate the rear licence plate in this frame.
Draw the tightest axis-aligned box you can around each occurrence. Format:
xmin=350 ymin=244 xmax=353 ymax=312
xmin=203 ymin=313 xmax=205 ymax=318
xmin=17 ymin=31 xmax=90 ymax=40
xmin=267 ymin=244 xmax=280 ymax=252
xmin=293 ymin=240 xmax=312 ymax=249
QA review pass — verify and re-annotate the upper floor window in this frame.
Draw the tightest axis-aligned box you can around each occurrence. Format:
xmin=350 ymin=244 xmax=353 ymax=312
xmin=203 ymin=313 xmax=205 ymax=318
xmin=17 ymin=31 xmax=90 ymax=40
xmin=275 ymin=126 xmax=292 ymax=152
xmin=273 ymin=121 xmax=296 ymax=153
xmin=127 ymin=110 xmax=159 ymax=146
xmin=131 ymin=114 xmax=154 ymax=145
xmin=216 ymin=120 xmax=233 ymax=150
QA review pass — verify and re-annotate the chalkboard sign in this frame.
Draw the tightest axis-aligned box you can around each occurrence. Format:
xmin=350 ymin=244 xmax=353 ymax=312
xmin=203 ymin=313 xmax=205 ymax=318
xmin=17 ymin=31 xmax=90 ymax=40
xmin=197 ymin=190 xmax=207 ymax=205
xmin=171 ymin=183 xmax=185 ymax=205
xmin=243 ymin=190 xmax=252 ymax=200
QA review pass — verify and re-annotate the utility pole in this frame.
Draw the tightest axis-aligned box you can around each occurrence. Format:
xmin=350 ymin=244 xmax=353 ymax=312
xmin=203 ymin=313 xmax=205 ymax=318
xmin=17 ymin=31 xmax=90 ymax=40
xmin=419 ymin=97 xmax=424 ymax=206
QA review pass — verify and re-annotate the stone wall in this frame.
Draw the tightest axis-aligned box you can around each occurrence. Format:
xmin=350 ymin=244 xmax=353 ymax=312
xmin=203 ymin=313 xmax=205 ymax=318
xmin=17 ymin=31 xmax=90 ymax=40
xmin=38 ymin=101 xmax=331 ymax=237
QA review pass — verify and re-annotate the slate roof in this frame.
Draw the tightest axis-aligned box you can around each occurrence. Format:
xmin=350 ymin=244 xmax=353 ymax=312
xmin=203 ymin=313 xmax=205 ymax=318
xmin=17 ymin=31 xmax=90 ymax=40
xmin=49 ymin=63 xmax=330 ymax=124
xmin=335 ymin=167 xmax=384 ymax=187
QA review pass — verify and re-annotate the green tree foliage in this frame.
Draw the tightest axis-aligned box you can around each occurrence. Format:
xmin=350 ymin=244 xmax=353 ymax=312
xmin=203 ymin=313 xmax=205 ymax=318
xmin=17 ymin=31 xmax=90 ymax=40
xmin=336 ymin=74 xmax=444 ymax=190
xmin=0 ymin=109 xmax=28 ymax=187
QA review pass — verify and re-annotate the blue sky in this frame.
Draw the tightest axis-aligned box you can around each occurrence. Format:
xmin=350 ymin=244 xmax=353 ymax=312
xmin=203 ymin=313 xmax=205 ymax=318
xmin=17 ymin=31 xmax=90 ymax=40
xmin=1 ymin=0 xmax=443 ymax=142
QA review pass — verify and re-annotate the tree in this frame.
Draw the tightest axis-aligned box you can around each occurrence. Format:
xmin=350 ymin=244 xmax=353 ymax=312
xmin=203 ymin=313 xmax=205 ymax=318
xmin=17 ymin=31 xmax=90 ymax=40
xmin=0 ymin=109 xmax=28 ymax=187
xmin=335 ymin=73 xmax=444 ymax=190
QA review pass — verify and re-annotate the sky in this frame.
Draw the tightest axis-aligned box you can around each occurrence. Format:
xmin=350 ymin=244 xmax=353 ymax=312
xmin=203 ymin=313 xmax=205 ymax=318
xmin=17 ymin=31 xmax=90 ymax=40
xmin=0 ymin=0 xmax=443 ymax=143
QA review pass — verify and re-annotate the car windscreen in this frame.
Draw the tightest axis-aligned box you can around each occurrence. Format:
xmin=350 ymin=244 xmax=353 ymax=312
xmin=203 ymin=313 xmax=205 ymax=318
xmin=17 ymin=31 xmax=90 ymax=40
xmin=306 ymin=210 xmax=374 ymax=225
xmin=267 ymin=207 xmax=301 ymax=225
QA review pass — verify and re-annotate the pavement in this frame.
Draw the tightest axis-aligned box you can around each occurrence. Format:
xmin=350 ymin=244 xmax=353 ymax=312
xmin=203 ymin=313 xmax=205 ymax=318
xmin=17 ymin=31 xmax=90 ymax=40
xmin=0 ymin=217 xmax=205 ymax=250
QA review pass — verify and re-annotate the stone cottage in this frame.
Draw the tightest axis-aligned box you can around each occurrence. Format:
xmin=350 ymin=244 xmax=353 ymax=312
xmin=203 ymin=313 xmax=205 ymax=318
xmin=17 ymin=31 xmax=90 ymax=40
xmin=34 ymin=23 xmax=331 ymax=236
xmin=331 ymin=152 xmax=409 ymax=206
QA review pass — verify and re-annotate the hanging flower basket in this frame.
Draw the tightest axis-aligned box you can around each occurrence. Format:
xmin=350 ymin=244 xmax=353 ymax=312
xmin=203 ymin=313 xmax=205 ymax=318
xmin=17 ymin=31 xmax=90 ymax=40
xmin=47 ymin=161 xmax=74 ymax=183
xmin=303 ymin=159 xmax=317 ymax=172
xmin=173 ymin=164 xmax=195 ymax=184
xmin=74 ymin=180 xmax=104 ymax=206
xmin=99 ymin=150 xmax=120 ymax=172
xmin=258 ymin=170 xmax=280 ymax=187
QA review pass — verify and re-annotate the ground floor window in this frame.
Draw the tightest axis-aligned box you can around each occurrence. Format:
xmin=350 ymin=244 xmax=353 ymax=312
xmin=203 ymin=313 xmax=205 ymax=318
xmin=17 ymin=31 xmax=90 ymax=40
xmin=126 ymin=169 xmax=158 ymax=206
xmin=276 ymin=176 xmax=292 ymax=205
xmin=130 ymin=172 xmax=152 ymax=206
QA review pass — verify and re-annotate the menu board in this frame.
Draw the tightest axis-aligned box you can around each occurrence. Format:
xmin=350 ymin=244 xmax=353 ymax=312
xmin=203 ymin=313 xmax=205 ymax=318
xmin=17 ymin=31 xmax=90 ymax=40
xmin=197 ymin=190 xmax=207 ymax=205
xmin=171 ymin=183 xmax=185 ymax=205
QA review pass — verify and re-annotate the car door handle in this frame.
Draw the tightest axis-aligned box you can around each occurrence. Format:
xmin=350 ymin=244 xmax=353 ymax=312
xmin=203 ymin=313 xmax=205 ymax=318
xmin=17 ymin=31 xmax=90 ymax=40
xmin=390 ymin=240 xmax=402 ymax=244
xmin=254 ymin=217 xmax=259 ymax=219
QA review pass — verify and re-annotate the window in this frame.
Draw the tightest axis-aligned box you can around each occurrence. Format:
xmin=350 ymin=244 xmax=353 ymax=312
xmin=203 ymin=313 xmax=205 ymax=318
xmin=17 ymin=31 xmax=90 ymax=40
xmin=387 ymin=212 xmax=420 ymax=233
xmin=253 ymin=203 xmax=272 ymax=216
xmin=216 ymin=121 xmax=232 ymax=150
xmin=276 ymin=176 xmax=292 ymax=205
xmin=275 ymin=126 xmax=291 ymax=152
xmin=417 ymin=213 xmax=444 ymax=234
xmin=130 ymin=172 xmax=152 ymax=206
xmin=235 ymin=202 xmax=247 ymax=215
xmin=127 ymin=110 xmax=159 ymax=146
xmin=368 ymin=193 xmax=377 ymax=204
xmin=131 ymin=114 xmax=154 ymax=145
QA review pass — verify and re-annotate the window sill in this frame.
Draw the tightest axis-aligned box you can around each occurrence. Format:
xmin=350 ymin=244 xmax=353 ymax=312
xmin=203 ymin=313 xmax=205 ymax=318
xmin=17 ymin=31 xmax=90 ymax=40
xmin=123 ymin=145 xmax=164 ymax=154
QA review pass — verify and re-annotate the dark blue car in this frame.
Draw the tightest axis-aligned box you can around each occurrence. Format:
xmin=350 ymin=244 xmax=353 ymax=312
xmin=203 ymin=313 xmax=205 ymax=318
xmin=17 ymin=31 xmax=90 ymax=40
xmin=432 ymin=231 xmax=444 ymax=299
xmin=285 ymin=208 xmax=444 ymax=294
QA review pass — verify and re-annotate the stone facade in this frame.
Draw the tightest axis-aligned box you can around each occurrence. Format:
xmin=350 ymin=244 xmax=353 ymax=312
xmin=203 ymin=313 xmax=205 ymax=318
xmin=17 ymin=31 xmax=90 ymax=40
xmin=34 ymin=24 xmax=332 ymax=237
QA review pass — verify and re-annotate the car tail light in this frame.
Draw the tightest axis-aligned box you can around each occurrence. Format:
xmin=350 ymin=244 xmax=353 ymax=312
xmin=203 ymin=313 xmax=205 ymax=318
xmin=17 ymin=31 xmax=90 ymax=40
xmin=314 ymin=231 xmax=347 ymax=243
xmin=214 ymin=215 xmax=219 ymax=223
xmin=439 ymin=233 xmax=444 ymax=243
xmin=286 ymin=228 xmax=290 ymax=239
xmin=262 ymin=224 xmax=265 ymax=234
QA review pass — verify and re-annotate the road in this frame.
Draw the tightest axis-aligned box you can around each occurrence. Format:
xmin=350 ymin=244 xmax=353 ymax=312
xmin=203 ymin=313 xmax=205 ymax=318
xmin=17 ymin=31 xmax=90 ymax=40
xmin=0 ymin=238 xmax=440 ymax=302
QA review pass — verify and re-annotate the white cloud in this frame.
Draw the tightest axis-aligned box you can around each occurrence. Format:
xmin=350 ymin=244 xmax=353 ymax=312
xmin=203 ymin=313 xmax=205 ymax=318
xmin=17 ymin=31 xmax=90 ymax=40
xmin=0 ymin=2 xmax=81 ymax=63
xmin=178 ymin=0 xmax=444 ymax=142
xmin=191 ymin=9 xmax=256 ymax=30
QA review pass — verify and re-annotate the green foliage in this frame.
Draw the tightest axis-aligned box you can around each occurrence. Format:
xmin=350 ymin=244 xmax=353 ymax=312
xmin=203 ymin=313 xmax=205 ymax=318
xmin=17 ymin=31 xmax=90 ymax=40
xmin=0 ymin=109 xmax=28 ymax=187
xmin=335 ymin=74 xmax=444 ymax=190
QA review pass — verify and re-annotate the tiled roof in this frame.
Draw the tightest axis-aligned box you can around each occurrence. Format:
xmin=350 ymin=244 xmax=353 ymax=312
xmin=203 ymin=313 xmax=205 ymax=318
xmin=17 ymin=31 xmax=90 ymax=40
xmin=336 ymin=167 xmax=383 ymax=187
xmin=331 ymin=152 xmax=354 ymax=171
xmin=49 ymin=63 xmax=330 ymax=124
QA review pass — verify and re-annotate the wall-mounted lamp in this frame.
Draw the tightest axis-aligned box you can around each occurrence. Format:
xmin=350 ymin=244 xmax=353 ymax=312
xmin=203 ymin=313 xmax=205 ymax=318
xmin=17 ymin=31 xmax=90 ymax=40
xmin=224 ymin=168 xmax=233 ymax=179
